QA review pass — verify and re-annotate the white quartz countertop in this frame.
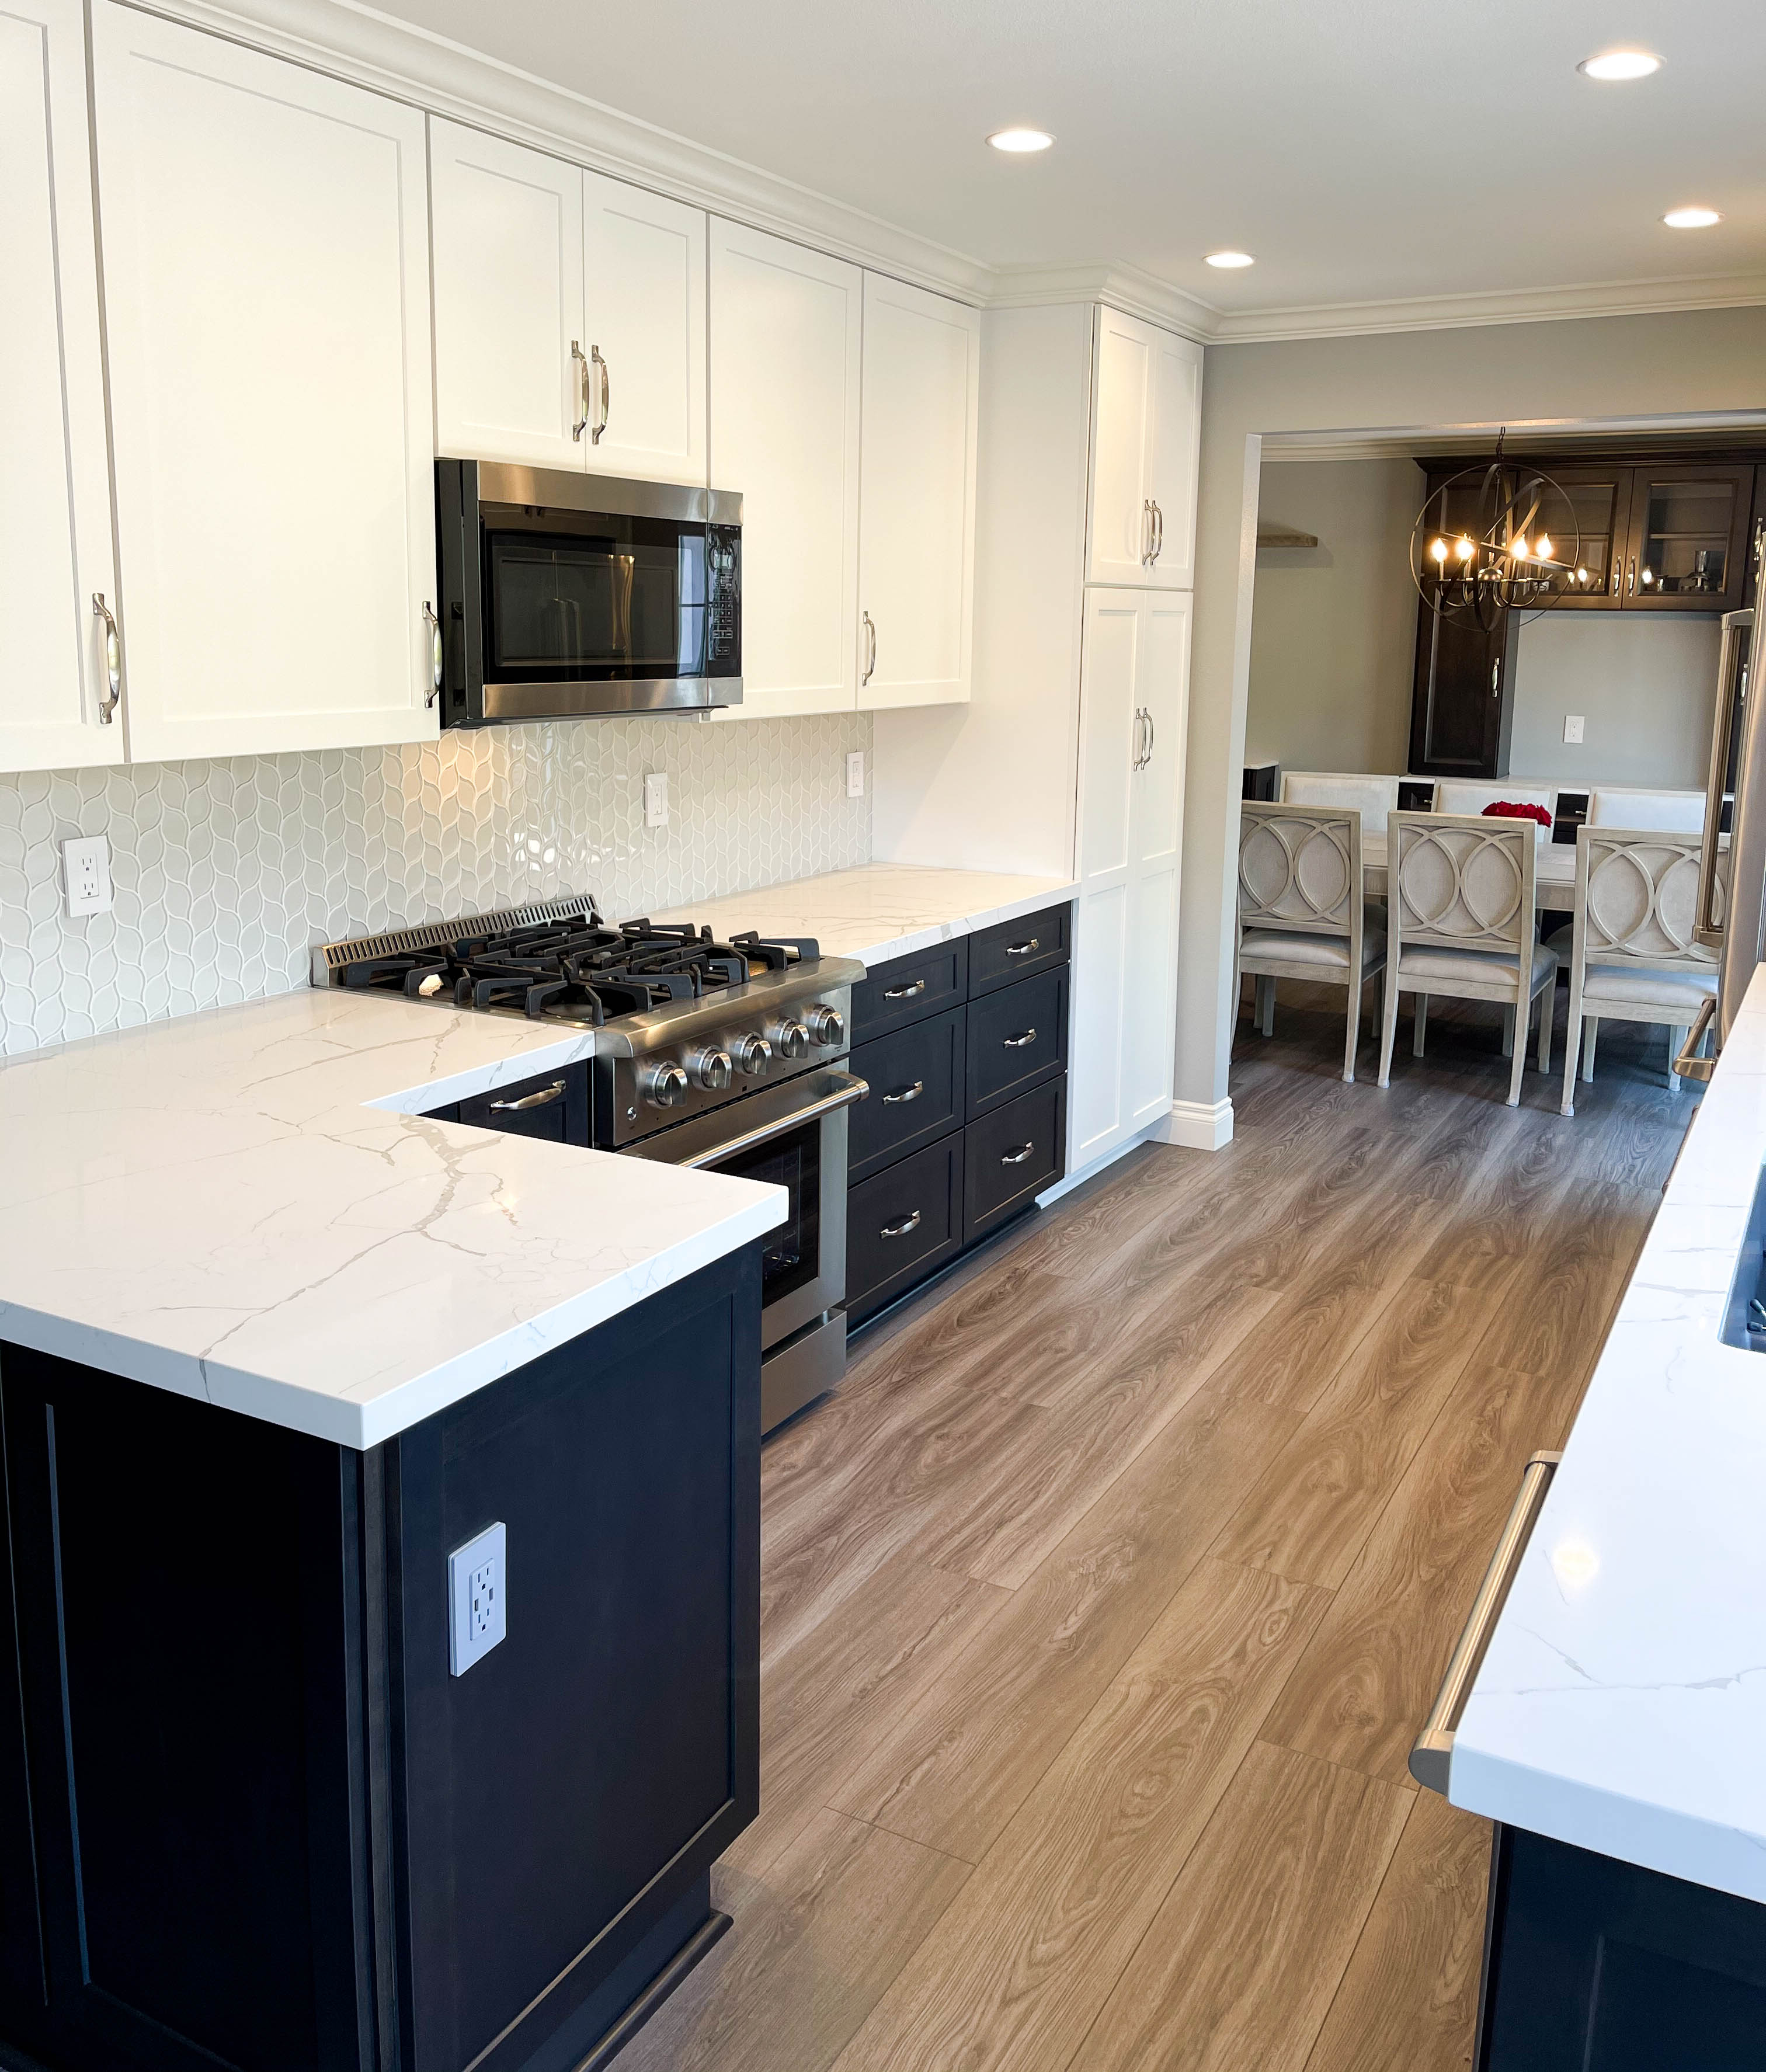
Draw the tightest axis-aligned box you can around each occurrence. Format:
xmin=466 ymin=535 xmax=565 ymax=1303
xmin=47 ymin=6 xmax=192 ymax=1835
xmin=655 ymin=863 xmax=1077 ymax=969
xmin=0 ymin=990 xmax=784 ymax=1449
xmin=1452 ymin=965 xmax=1766 ymax=1901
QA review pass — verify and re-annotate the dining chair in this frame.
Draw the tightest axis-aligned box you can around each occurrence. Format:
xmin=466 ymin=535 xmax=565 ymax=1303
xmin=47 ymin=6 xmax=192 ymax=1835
xmin=1235 ymin=801 xmax=1387 ymax=1082
xmin=1377 ymin=811 xmax=1558 ymax=1107
xmin=1553 ymin=827 xmax=1717 ymax=1115
xmin=1279 ymin=771 xmax=1401 ymax=838
xmin=1587 ymin=788 xmax=1705 ymax=835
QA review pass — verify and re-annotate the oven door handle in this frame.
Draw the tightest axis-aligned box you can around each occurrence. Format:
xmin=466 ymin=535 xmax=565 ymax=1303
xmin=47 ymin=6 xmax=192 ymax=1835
xmin=679 ymin=1072 xmax=869 ymax=1169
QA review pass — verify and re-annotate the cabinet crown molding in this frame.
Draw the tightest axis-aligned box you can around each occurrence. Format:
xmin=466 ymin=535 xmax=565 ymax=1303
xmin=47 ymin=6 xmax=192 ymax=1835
xmin=114 ymin=0 xmax=1766 ymax=347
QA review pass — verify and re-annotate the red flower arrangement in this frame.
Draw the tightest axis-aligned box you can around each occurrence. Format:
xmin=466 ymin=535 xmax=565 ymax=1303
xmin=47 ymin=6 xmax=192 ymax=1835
xmin=1480 ymin=801 xmax=1552 ymax=829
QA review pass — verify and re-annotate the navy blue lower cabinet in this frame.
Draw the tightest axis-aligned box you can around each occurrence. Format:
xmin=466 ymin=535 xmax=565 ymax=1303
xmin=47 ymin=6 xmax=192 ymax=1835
xmin=0 ymin=1244 xmax=762 ymax=2072
xmin=1476 ymin=1824 xmax=1766 ymax=2070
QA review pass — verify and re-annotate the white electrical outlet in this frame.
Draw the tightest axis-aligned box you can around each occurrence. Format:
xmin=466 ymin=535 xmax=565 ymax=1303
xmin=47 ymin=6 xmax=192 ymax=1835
xmin=61 ymin=835 xmax=113 ymax=917
xmin=846 ymin=751 xmax=865 ymax=799
xmin=644 ymin=771 xmax=669 ymax=828
xmin=448 ymin=1520 xmax=507 ymax=1676
xmin=1564 ymin=714 xmax=1586 ymax=745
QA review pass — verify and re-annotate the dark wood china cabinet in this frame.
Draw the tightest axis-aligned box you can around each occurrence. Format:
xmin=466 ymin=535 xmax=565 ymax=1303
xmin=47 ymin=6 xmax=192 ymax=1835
xmin=1409 ymin=446 xmax=1766 ymax=778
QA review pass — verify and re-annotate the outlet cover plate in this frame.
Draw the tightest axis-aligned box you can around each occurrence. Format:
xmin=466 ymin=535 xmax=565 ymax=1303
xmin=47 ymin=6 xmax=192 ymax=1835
xmin=61 ymin=835 xmax=113 ymax=917
xmin=448 ymin=1520 xmax=506 ymax=1676
xmin=846 ymin=751 xmax=865 ymax=798
xmin=644 ymin=771 xmax=669 ymax=827
xmin=1564 ymin=714 xmax=1585 ymax=744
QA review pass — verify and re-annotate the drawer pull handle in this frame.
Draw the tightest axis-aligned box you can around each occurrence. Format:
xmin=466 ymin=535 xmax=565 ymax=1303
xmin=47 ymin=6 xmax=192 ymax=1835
xmin=881 ymin=1210 xmax=922 ymax=1239
xmin=1003 ymin=1028 xmax=1038 ymax=1048
xmin=1006 ymin=937 xmax=1040 ymax=956
xmin=489 ymin=1079 xmax=568 ymax=1113
xmin=1409 ymin=1450 xmax=1561 ymax=1796
xmin=884 ymin=978 xmax=926 ymax=1000
xmin=1000 ymin=1142 xmax=1035 ymax=1166
xmin=882 ymin=1081 xmax=924 ymax=1105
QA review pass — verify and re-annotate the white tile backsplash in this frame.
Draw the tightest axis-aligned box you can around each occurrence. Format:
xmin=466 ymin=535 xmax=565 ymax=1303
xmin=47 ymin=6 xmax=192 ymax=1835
xmin=0 ymin=714 xmax=871 ymax=1055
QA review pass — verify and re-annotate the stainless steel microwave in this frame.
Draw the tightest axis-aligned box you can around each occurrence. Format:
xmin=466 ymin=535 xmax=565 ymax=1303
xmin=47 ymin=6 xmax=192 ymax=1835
xmin=435 ymin=460 xmax=741 ymax=724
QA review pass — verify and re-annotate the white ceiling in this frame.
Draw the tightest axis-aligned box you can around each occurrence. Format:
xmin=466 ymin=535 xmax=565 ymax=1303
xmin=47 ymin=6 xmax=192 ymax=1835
xmin=375 ymin=0 xmax=1766 ymax=322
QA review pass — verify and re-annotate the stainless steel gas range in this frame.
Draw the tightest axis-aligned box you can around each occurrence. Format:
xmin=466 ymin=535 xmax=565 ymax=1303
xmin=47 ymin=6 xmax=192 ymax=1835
xmin=312 ymin=894 xmax=867 ymax=1433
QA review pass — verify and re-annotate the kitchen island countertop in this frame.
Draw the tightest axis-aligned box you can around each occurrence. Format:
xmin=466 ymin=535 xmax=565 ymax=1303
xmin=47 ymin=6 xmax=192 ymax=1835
xmin=0 ymin=988 xmax=783 ymax=1448
xmin=1451 ymin=963 xmax=1766 ymax=1903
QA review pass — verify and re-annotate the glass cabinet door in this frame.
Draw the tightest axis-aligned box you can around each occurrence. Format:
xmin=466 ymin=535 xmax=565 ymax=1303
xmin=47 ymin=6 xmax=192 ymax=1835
xmin=1529 ymin=465 xmax=1628 ymax=609
xmin=1622 ymin=465 xmax=1754 ymax=610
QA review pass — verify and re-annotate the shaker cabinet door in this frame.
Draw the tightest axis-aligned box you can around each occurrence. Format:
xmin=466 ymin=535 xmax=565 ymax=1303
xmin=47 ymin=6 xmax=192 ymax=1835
xmin=430 ymin=119 xmax=586 ymax=471
xmin=856 ymin=272 xmax=980 ymax=709
xmin=709 ymin=218 xmax=862 ymax=718
xmin=0 ymin=0 xmax=123 ymax=774
xmin=580 ymin=170 xmax=707 ymax=486
xmin=1143 ymin=328 xmax=1202 ymax=589
xmin=1085 ymin=306 xmax=1156 ymax=587
xmin=92 ymin=5 xmax=438 ymax=762
xmin=1122 ymin=593 xmax=1190 ymax=1129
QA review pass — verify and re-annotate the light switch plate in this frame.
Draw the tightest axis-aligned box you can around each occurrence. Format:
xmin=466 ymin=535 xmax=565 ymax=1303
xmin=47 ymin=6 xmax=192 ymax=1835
xmin=448 ymin=1520 xmax=506 ymax=1676
xmin=846 ymin=751 xmax=865 ymax=799
xmin=61 ymin=835 xmax=113 ymax=917
xmin=1564 ymin=714 xmax=1585 ymax=744
xmin=644 ymin=771 xmax=669 ymax=828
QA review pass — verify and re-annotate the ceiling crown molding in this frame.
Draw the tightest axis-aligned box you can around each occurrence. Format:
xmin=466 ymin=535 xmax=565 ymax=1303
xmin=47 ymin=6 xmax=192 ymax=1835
xmin=117 ymin=0 xmax=1766 ymax=347
xmin=1212 ymin=269 xmax=1766 ymax=344
xmin=134 ymin=0 xmax=993 ymax=303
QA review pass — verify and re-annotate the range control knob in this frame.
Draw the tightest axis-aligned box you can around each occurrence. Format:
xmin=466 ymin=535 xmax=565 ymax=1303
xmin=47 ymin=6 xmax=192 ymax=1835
xmin=689 ymin=1046 xmax=733 ymax=1092
xmin=769 ymin=1017 xmax=811 ymax=1062
xmin=732 ymin=1032 xmax=773 ymax=1076
xmin=804 ymin=1003 xmax=844 ymax=1047
xmin=641 ymin=1060 xmax=689 ymax=1108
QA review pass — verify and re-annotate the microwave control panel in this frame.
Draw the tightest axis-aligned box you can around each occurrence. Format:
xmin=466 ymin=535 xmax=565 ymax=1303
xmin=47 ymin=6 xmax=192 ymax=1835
xmin=708 ymin=525 xmax=741 ymax=672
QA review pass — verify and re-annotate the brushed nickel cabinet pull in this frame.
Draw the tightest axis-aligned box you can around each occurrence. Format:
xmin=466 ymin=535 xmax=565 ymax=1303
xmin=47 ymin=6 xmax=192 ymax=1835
xmin=881 ymin=1210 xmax=922 ymax=1239
xmin=91 ymin=593 xmax=121 ymax=724
xmin=1006 ymin=938 xmax=1040 ymax=956
xmin=591 ymin=345 xmax=609 ymax=443
xmin=882 ymin=1081 xmax=924 ymax=1105
xmin=489 ymin=1079 xmax=567 ymax=1113
xmin=1000 ymin=1142 xmax=1035 ymax=1166
xmin=1003 ymin=1028 xmax=1037 ymax=1048
xmin=862 ymin=611 xmax=877 ymax=686
xmin=571 ymin=341 xmax=589 ymax=440
xmin=883 ymin=977 xmax=925 ymax=1000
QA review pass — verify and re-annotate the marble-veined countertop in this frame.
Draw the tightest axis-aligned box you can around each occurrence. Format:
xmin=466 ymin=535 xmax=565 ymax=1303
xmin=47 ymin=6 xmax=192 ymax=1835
xmin=0 ymin=989 xmax=784 ymax=1449
xmin=655 ymin=863 xmax=1077 ymax=968
xmin=1451 ymin=963 xmax=1766 ymax=1901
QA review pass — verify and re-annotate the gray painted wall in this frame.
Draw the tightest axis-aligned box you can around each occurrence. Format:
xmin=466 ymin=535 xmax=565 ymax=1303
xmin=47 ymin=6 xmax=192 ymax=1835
xmin=1182 ymin=304 xmax=1766 ymax=1118
xmin=1508 ymin=614 xmax=1722 ymax=788
xmin=1245 ymin=458 xmax=1420 ymax=775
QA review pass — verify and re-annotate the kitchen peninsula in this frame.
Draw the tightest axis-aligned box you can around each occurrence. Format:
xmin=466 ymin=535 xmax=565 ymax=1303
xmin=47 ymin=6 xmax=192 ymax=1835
xmin=0 ymin=988 xmax=783 ymax=2072
xmin=1437 ymin=964 xmax=1766 ymax=2063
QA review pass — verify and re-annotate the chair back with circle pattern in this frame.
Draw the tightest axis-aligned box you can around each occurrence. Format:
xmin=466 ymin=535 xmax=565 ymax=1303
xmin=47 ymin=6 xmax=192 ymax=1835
xmin=1238 ymin=800 xmax=1363 ymax=941
xmin=1573 ymin=827 xmax=1717 ymax=974
xmin=1388 ymin=810 xmax=1536 ymax=962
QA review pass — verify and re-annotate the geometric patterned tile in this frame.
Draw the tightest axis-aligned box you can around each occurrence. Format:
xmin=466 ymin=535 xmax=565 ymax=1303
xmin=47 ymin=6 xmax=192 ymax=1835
xmin=0 ymin=711 xmax=872 ymax=1055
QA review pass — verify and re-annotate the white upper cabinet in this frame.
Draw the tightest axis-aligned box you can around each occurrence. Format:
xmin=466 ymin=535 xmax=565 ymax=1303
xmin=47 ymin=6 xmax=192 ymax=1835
xmin=430 ymin=120 xmax=585 ymax=470
xmin=0 ymin=0 xmax=121 ymax=774
xmin=92 ymin=4 xmax=437 ymax=763
xmin=856 ymin=273 xmax=980 ymax=710
xmin=580 ymin=169 xmax=707 ymax=485
xmin=1069 ymin=587 xmax=1192 ymax=1168
xmin=1084 ymin=305 xmax=1202 ymax=590
xmin=430 ymin=124 xmax=707 ymax=485
xmin=710 ymin=220 xmax=861 ymax=719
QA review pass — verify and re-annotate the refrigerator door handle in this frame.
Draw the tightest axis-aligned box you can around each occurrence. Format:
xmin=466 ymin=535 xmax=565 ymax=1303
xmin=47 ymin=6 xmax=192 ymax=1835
xmin=1409 ymin=1451 xmax=1561 ymax=1796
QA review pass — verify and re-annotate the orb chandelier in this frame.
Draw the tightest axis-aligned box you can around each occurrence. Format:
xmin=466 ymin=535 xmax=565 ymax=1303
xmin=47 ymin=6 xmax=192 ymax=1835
xmin=1409 ymin=430 xmax=1592 ymax=631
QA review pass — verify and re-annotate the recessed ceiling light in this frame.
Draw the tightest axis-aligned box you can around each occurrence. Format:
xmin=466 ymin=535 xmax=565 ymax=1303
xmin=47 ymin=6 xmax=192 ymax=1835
xmin=987 ymin=127 xmax=1053 ymax=154
xmin=1664 ymin=206 xmax=1722 ymax=229
xmin=1578 ymin=48 xmax=1661 ymax=81
xmin=1205 ymin=250 xmax=1256 ymax=269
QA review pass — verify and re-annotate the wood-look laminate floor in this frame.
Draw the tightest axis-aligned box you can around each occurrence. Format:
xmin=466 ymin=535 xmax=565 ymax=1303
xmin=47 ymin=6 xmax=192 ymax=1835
xmin=610 ymin=979 xmax=1694 ymax=2072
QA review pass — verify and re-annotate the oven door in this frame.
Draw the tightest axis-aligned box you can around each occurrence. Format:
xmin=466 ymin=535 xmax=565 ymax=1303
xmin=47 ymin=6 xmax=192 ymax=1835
xmin=437 ymin=459 xmax=741 ymax=724
xmin=618 ymin=1069 xmax=864 ymax=1350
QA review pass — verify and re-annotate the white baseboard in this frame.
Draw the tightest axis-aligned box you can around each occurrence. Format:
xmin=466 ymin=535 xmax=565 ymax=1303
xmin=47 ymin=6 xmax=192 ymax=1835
xmin=1160 ymin=1096 xmax=1235 ymax=1152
